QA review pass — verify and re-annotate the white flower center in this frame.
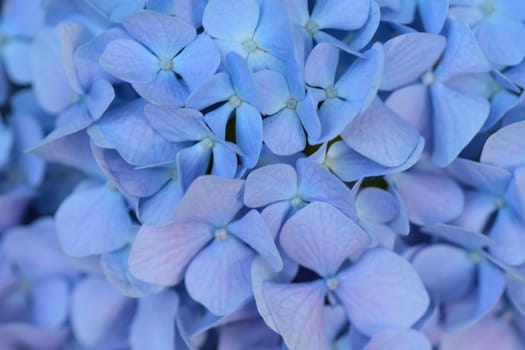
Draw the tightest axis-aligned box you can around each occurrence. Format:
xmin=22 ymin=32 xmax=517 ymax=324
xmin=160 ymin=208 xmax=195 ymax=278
xmin=305 ymin=19 xmax=320 ymax=34
xmin=200 ymin=137 xmax=214 ymax=149
xmin=242 ymin=38 xmax=258 ymax=53
xmin=290 ymin=195 xmax=305 ymax=209
xmin=285 ymin=97 xmax=298 ymax=110
xmin=479 ymin=0 xmax=496 ymax=16
xmin=229 ymin=94 xmax=242 ymax=108
xmin=325 ymin=86 xmax=338 ymax=99
xmin=214 ymin=228 xmax=228 ymax=240
xmin=421 ymin=71 xmax=435 ymax=85
xmin=325 ymin=277 xmax=338 ymax=290
xmin=159 ymin=57 xmax=173 ymax=71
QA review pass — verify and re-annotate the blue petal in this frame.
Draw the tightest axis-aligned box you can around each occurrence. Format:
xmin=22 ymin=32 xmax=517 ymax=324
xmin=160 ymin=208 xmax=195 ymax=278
xmin=356 ymin=187 xmax=399 ymax=224
xmin=305 ymin=43 xmax=338 ymax=88
xmin=418 ymin=0 xmax=449 ymax=34
xmin=297 ymin=159 xmax=357 ymax=218
xmin=480 ymin=121 xmax=525 ymax=170
xmin=144 ymin=105 xmax=208 ymax=142
xmin=130 ymin=291 xmax=179 ymax=350
xmin=434 ymin=19 xmax=490 ymax=81
xmin=99 ymin=39 xmax=159 ymax=84
xmin=381 ymin=33 xmax=445 ymax=91
xmin=123 ymin=10 xmax=196 ymax=57
xmin=489 ymin=208 xmax=525 ymax=265
xmin=412 ymin=244 xmax=476 ymax=302
xmin=365 ymin=329 xmax=432 ymax=350
xmin=58 ymin=22 xmax=91 ymax=93
xmin=100 ymin=247 xmax=164 ymax=297
xmin=422 ymin=223 xmax=493 ymax=250
xmin=30 ymin=278 xmax=69 ymax=328
xmin=173 ymin=176 xmax=245 ymax=226
xmin=133 ymin=70 xmax=188 ymax=106
xmin=337 ymin=248 xmax=430 ymax=336
xmin=254 ymin=70 xmax=289 ymax=115
xmin=263 ymin=109 xmax=306 ymax=155
xmin=128 ymin=221 xmax=212 ymax=285
xmin=211 ymin=142 xmax=238 ymax=178
xmin=341 ymin=98 xmax=421 ymax=167
xmin=186 ymin=73 xmax=233 ymax=110
xmin=228 ymin=209 xmax=282 ymax=271
xmin=236 ymin=103 xmax=263 ymax=168
xmin=176 ymin=143 xmax=212 ymax=191
xmin=86 ymin=0 xmax=145 ymax=22
xmin=173 ymin=34 xmax=221 ymax=91
xmin=138 ymin=179 xmax=184 ymax=226
xmin=391 ymin=167 xmax=464 ymax=225
xmin=202 ymin=0 xmax=259 ymax=41
xmin=185 ymin=238 xmax=254 ymax=315
xmin=475 ymin=15 xmax=525 ymax=66
xmin=311 ymin=0 xmax=370 ymax=30
xmin=3 ymin=41 xmax=33 ymax=84
xmin=97 ymin=100 xmax=180 ymax=166
xmin=71 ymin=276 xmax=133 ymax=347
xmin=446 ymin=158 xmax=512 ymax=195
xmin=263 ymin=280 xmax=329 ymax=350
xmin=431 ymin=82 xmax=490 ymax=167
xmin=280 ymin=202 xmax=369 ymax=276
xmin=55 ymin=183 xmax=131 ymax=257
xmin=244 ymin=163 xmax=298 ymax=208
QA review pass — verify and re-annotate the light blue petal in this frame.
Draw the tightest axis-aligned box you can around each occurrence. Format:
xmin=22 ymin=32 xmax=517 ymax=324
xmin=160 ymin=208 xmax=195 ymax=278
xmin=336 ymin=43 xmax=383 ymax=109
xmin=84 ymin=79 xmax=115 ymax=121
xmin=236 ymin=103 xmax=263 ymax=168
xmin=100 ymin=247 xmax=164 ymax=297
xmin=97 ymin=100 xmax=180 ymax=166
xmin=337 ymin=248 xmax=430 ymax=336
xmin=364 ymin=329 xmax=431 ymax=350
xmin=254 ymin=70 xmax=289 ymax=115
xmin=348 ymin=0 xmax=380 ymax=51
xmin=297 ymin=159 xmax=357 ymax=218
xmin=356 ymin=187 xmax=399 ymax=224
xmin=130 ymin=291 xmax=179 ymax=350
xmin=475 ymin=15 xmax=525 ymax=66
xmin=311 ymin=0 xmax=370 ymax=30
xmin=489 ymin=208 xmax=525 ymax=265
xmin=173 ymin=34 xmax=221 ymax=91
xmin=133 ymin=70 xmax=188 ymax=106
xmin=203 ymin=0 xmax=259 ymax=41
xmin=138 ymin=179 xmax=184 ymax=226
xmin=3 ymin=41 xmax=33 ymax=85
xmin=244 ymin=163 xmax=298 ymax=208
xmin=123 ymin=10 xmax=196 ymax=57
xmin=30 ymin=278 xmax=69 ymax=328
xmin=185 ymin=238 xmax=254 ymax=315
xmin=58 ymin=22 xmax=91 ymax=93
xmin=391 ymin=167 xmax=464 ymax=225
xmin=176 ymin=143 xmax=212 ymax=191
xmin=263 ymin=280 xmax=329 ymax=350
xmin=381 ymin=33 xmax=445 ymax=91
xmin=228 ymin=209 xmax=282 ymax=271
xmin=446 ymin=158 xmax=512 ymax=195
xmin=280 ymin=202 xmax=369 ymax=276
xmin=186 ymin=73 xmax=233 ymax=110
xmin=342 ymin=98 xmax=421 ymax=167
xmin=480 ymin=121 xmax=525 ymax=169
xmin=86 ymin=0 xmax=145 ymax=22
xmin=434 ymin=19 xmax=490 ymax=81
xmin=56 ymin=183 xmax=131 ymax=257
xmin=305 ymin=43 xmax=338 ymax=88
xmin=263 ymin=109 xmax=306 ymax=155
xmin=129 ymin=220 xmax=212 ymax=285
xmin=145 ymin=105 xmax=208 ymax=142
xmin=431 ymin=82 xmax=490 ymax=167
xmin=317 ymin=98 xmax=361 ymax=143
xmin=211 ymin=142 xmax=238 ymax=178
xmin=72 ymin=276 xmax=133 ymax=347
xmin=419 ymin=0 xmax=449 ymax=34
xmin=422 ymin=223 xmax=493 ymax=250
xmin=99 ymin=39 xmax=159 ymax=84
xmin=226 ymin=53 xmax=260 ymax=107
xmin=173 ymin=176 xmax=245 ymax=226
xmin=412 ymin=244 xmax=476 ymax=302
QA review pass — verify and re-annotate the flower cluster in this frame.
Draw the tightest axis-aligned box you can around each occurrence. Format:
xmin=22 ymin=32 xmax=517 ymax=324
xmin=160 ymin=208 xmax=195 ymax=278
xmin=1 ymin=0 xmax=525 ymax=349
